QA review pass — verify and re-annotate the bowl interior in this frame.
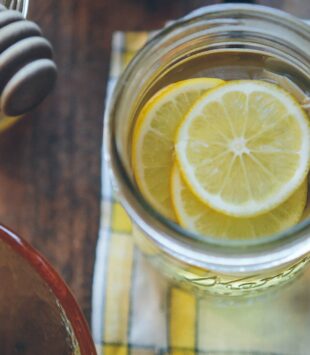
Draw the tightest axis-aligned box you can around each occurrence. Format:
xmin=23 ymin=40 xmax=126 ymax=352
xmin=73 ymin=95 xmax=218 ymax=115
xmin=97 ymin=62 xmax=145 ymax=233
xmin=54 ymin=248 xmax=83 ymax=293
xmin=0 ymin=228 xmax=95 ymax=355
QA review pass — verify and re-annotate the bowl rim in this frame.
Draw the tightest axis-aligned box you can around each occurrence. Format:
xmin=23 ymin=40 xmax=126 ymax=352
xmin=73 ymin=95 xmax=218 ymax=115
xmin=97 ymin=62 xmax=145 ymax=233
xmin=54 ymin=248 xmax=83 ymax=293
xmin=0 ymin=224 xmax=97 ymax=355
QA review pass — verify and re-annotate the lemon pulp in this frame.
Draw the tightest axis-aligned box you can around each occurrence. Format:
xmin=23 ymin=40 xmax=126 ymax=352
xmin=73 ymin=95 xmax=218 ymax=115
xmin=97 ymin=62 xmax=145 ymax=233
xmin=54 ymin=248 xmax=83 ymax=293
xmin=171 ymin=163 xmax=307 ymax=239
xmin=175 ymin=80 xmax=310 ymax=217
xmin=132 ymin=78 xmax=224 ymax=220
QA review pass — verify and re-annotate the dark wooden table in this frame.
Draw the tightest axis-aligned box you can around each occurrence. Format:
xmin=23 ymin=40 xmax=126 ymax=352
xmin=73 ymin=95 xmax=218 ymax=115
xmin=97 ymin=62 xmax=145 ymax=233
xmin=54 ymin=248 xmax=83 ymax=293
xmin=0 ymin=0 xmax=308 ymax=325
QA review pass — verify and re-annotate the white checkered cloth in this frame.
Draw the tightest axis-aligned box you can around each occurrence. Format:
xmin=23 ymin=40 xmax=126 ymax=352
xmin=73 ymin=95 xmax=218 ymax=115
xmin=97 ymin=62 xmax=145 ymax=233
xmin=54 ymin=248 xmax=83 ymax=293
xmin=92 ymin=29 xmax=310 ymax=355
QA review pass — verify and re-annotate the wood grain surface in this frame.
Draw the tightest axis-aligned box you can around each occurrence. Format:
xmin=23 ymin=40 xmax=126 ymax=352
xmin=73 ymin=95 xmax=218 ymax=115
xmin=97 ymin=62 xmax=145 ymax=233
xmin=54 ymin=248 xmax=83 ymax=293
xmin=0 ymin=0 xmax=308 ymax=324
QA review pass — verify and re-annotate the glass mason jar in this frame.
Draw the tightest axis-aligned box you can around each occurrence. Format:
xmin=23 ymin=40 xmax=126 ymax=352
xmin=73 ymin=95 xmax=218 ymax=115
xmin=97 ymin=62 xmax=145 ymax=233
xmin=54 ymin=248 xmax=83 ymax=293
xmin=0 ymin=0 xmax=29 ymax=131
xmin=106 ymin=4 xmax=310 ymax=299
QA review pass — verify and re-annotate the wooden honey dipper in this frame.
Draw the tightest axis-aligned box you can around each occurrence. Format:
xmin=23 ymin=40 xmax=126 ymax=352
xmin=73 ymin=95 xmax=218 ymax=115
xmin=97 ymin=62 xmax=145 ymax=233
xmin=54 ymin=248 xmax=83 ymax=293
xmin=0 ymin=3 xmax=57 ymax=116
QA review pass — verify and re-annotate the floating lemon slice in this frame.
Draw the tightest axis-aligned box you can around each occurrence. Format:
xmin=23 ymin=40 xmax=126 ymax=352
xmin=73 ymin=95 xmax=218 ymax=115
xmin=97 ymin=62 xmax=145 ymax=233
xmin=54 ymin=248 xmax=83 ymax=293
xmin=171 ymin=164 xmax=307 ymax=239
xmin=175 ymin=80 xmax=310 ymax=217
xmin=132 ymin=78 xmax=224 ymax=219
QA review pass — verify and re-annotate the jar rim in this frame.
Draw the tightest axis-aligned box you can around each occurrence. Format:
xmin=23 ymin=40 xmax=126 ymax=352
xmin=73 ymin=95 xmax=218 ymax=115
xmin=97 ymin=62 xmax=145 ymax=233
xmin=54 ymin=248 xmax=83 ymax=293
xmin=183 ymin=3 xmax=309 ymax=35
xmin=106 ymin=3 xmax=310 ymax=272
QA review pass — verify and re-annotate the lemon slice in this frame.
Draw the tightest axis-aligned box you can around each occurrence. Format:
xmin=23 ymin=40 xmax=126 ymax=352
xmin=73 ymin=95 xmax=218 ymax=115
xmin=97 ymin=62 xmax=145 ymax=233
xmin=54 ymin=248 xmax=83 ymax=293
xmin=132 ymin=78 xmax=224 ymax=219
xmin=175 ymin=80 xmax=310 ymax=217
xmin=171 ymin=164 xmax=307 ymax=239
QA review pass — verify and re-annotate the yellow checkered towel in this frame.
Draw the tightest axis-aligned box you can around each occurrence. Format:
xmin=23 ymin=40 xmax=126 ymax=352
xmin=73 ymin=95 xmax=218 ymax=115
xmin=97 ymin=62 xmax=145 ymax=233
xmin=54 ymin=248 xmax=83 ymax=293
xmin=92 ymin=31 xmax=310 ymax=355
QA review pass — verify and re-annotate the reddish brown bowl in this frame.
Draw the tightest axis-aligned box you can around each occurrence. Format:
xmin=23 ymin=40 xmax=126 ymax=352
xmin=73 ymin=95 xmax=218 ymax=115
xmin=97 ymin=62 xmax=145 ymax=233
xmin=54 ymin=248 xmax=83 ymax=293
xmin=0 ymin=225 xmax=96 ymax=355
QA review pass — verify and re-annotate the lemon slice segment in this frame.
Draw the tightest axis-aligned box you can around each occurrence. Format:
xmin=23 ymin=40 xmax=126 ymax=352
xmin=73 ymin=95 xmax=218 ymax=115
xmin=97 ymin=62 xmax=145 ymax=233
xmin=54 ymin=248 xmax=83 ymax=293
xmin=171 ymin=164 xmax=307 ymax=239
xmin=132 ymin=78 xmax=224 ymax=219
xmin=175 ymin=80 xmax=310 ymax=217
